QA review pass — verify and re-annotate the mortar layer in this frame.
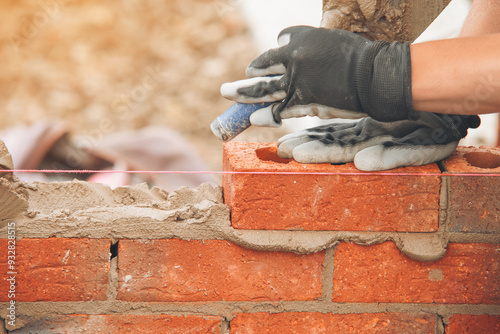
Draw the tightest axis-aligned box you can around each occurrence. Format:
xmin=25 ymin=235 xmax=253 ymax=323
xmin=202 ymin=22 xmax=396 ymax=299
xmin=0 ymin=176 xmax=28 ymax=222
xmin=0 ymin=140 xmax=13 ymax=171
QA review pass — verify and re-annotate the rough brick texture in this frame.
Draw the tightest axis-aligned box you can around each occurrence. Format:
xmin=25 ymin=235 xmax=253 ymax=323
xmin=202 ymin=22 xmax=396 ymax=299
xmin=223 ymin=142 xmax=441 ymax=232
xmin=441 ymin=146 xmax=500 ymax=233
xmin=0 ymin=238 xmax=110 ymax=302
xmin=333 ymin=242 xmax=500 ymax=304
xmin=117 ymin=239 xmax=324 ymax=302
xmin=446 ymin=314 xmax=500 ymax=334
xmin=10 ymin=315 xmax=221 ymax=334
xmin=230 ymin=312 xmax=438 ymax=333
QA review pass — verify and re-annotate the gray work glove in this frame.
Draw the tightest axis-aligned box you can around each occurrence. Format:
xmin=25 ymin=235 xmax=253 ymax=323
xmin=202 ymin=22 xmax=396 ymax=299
xmin=221 ymin=25 xmax=416 ymax=124
xmin=276 ymin=112 xmax=480 ymax=171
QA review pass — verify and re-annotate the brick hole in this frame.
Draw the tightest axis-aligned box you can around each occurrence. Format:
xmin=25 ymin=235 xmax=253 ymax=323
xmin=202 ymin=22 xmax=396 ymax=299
xmin=110 ymin=241 xmax=119 ymax=260
xmin=255 ymin=147 xmax=292 ymax=164
xmin=464 ymin=151 xmax=500 ymax=169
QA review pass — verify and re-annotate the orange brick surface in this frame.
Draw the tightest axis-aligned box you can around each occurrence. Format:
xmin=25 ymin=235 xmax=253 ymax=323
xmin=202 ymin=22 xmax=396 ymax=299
xmin=446 ymin=314 xmax=500 ymax=334
xmin=441 ymin=147 xmax=500 ymax=233
xmin=10 ymin=315 xmax=221 ymax=334
xmin=117 ymin=239 xmax=324 ymax=302
xmin=333 ymin=242 xmax=500 ymax=304
xmin=223 ymin=142 xmax=441 ymax=232
xmin=0 ymin=238 xmax=110 ymax=302
xmin=230 ymin=312 xmax=437 ymax=333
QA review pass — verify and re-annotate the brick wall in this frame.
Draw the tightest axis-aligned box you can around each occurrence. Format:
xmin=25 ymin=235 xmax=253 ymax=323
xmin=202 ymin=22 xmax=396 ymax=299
xmin=0 ymin=142 xmax=498 ymax=333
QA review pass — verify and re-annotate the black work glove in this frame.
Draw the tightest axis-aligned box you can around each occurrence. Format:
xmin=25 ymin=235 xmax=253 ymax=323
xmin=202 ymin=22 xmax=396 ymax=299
xmin=276 ymin=112 xmax=480 ymax=171
xmin=221 ymin=25 xmax=417 ymax=125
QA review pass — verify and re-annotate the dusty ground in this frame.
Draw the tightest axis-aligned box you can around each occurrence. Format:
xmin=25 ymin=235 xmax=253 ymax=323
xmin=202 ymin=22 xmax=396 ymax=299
xmin=0 ymin=0 xmax=288 ymax=174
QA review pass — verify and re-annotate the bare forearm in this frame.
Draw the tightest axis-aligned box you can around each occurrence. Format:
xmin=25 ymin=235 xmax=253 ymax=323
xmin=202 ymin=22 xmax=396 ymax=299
xmin=411 ymin=0 xmax=500 ymax=116
xmin=411 ymin=33 xmax=500 ymax=115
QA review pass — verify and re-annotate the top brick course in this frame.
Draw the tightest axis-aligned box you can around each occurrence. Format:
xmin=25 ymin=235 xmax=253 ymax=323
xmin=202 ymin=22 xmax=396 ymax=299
xmin=223 ymin=142 xmax=441 ymax=232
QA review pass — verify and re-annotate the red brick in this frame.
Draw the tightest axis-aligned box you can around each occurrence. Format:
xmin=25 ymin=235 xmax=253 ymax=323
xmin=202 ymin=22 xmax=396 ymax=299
xmin=0 ymin=238 xmax=110 ymax=302
xmin=117 ymin=239 xmax=324 ymax=302
xmin=10 ymin=315 xmax=221 ymax=333
xmin=441 ymin=146 xmax=500 ymax=233
xmin=223 ymin=142 xmax=441 ymax=232
xmin=230 ymin=312 xmax=437 ymax=333
xmin=446 ymin=314 xmax=500 ymax=334
xmin=333 ymin=242 xmax=500 ymax=304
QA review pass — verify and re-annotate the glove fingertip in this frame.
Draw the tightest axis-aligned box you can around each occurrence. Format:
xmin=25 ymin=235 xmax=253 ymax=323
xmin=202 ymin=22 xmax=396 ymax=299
xmin=220 ymin=82 xmax=236 ymax=99
xmin=354 ymin=146 xmax=386 ymax=171
xmin=276 ymin=145 xmax=293 ymax=159
xmin=249 ymin=104 xmax=281 ymax=127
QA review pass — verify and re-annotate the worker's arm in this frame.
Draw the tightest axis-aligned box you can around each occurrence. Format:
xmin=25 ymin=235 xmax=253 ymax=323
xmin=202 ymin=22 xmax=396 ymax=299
xmin=411 ymin=33 xmax=500 ymax=115
xmin=412 ymin=0 xmax=500 ymax=115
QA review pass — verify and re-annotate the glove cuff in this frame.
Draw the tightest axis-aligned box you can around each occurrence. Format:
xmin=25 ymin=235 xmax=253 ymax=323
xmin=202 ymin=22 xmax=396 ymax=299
xmin=354 ymin=40 xmax=417 ymax=122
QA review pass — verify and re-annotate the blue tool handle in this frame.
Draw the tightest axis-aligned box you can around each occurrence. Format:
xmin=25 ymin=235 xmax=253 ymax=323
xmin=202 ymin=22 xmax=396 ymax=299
xmin=211 ymin=102 xmax=273 ymax=141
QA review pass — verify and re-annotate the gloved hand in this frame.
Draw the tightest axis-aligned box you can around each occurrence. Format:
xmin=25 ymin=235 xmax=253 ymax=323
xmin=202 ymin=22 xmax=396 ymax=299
xmin=275 ymin=112 xmax=480 ymax=171
xmin=220 ymin=25 xmax=417 ymax=125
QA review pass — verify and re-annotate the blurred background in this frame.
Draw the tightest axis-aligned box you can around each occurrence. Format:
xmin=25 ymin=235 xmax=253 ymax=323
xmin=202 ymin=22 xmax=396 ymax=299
xmin=0 ymin=0 xmax=497 ymax=187
xmin=1 ymin=0 xmax=261 ymax=175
